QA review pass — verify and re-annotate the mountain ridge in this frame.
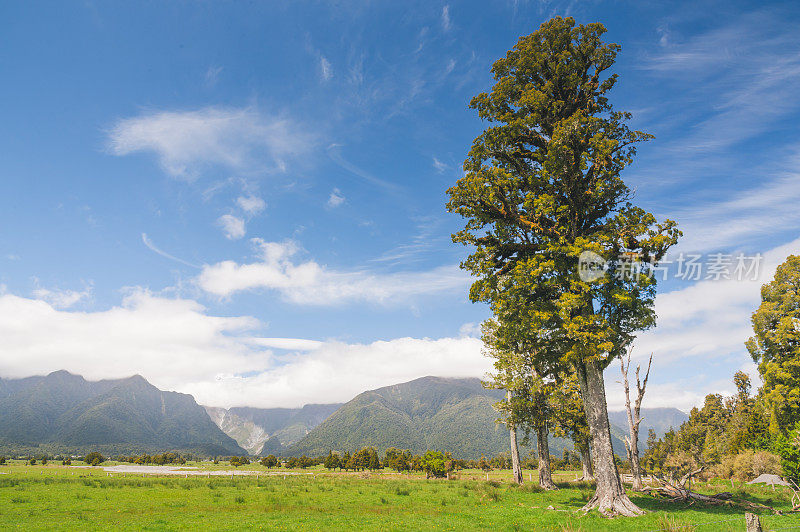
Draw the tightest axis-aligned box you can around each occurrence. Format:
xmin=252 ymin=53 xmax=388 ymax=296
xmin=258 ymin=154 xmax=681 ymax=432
xmin=0 ymin=371 xmax=244 ymax=456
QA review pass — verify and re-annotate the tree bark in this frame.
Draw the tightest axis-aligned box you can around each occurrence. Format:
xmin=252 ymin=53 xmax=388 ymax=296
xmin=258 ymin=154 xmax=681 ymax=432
xmin=507 ymin=390 xmax=524 ymax=485
xmin=536 ymin=423 xmax=557 ymax=490
xmin=576 ymin=359 xmax=644 ymax=516
xmin=577 ymin=442 xmax=594 ymax=481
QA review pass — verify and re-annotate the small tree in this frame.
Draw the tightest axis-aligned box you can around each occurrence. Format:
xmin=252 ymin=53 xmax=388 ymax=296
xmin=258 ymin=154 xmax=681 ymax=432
xmin=261 ymin=454 xmax=278 ymax=468
xmin=323 ymin=451 xmax=340 ymax=470
xmin=421 ymin=451 xmax=447 ymax=478
xmin=478 ymin=455 xmax=491 ymax=473
xmin=85 ymin=452 xmax=104 ymax=466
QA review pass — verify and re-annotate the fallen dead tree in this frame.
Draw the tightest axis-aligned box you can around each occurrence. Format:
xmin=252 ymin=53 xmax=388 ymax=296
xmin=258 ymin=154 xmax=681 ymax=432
xmin=642 ymin=468 xmax=786 ymax=515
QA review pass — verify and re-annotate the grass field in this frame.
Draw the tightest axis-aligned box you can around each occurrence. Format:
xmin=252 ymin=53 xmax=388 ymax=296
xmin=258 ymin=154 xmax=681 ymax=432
xmin=0 ymin=463 xmax=798 ymax=530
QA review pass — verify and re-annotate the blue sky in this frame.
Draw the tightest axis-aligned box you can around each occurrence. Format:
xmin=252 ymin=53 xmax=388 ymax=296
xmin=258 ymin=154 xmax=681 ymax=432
xmin=1 ymin=0 xmax=799 ymax=410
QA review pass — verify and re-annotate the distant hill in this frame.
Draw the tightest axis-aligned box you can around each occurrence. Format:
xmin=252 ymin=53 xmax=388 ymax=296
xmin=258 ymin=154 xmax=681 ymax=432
xmin=0 ymin=371 xmax=244 ymax=456
xmin=284 ymin=376 xmax=630 ymax=459
xmin=204 ymin=403 xmax=341 ymax=454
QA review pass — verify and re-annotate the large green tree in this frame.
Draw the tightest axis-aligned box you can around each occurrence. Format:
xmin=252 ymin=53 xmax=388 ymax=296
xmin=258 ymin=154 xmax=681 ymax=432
xmin=746 ymin=254 xmax=800 ymax=434
xmin=446 ymin=17 xmax=678 ymax=515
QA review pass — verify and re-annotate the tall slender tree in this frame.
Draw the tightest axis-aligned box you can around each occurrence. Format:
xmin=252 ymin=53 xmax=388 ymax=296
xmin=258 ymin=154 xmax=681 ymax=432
xmin=447 ymin=17 xmax=679 ymax=515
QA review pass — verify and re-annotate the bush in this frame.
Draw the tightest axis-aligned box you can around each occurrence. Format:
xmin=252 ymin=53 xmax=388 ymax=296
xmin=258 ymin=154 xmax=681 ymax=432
xmin=713 ymin=450 xmax=781 ymax=481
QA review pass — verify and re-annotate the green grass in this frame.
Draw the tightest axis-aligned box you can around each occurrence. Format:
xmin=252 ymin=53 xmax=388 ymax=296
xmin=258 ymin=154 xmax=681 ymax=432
xmin=0 ymin=465 xmax=798 ymax=530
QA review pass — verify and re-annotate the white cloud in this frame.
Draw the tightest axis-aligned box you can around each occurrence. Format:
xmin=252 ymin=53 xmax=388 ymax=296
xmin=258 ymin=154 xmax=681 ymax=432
xmin=0 ymin=288 xmax=488 ymax=408
xmin=32 ymin=283 xmax=92 ymax=310
xmin=236 ymin=195 xmax=266 ymax=215
xmin=596 ymin=235 xmax=800 ymax=412
xmin=185 ymin=335 xmax=487 ymax=408
xmin=196 ymin=238 xmax=470 ymax=305
xmin=108 ymin=106 xmax=311 ymax=179
xmin=327 ymin=188 xmax=345 ymax=208
xmin=217 ymin=215 xmax=246 ymax=240
xmin=0 ymin=289 xmax=265 ymax=392
xmin=441 ymin=5 xmax=451 ymax=32
xmin=319 ymin=56 xmax=333 ymax=81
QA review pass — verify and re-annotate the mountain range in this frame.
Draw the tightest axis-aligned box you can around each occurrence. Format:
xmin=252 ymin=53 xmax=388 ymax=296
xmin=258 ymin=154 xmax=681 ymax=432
xmin=0 ymin=371 xmax=688 ymax=459
xmin=281 ymin=376 xmax=688 ymax=458
xmin=0 ymin=370 xmax=243 ymax=456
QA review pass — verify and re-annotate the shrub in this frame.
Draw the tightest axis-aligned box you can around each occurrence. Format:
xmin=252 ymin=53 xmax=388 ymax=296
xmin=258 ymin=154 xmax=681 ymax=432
xmin=713 ymin=450 xmax=780 ymax=481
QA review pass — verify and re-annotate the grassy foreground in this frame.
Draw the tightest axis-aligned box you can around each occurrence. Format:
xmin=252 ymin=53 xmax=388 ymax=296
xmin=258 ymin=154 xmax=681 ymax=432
xmin=0 ymin=464 xmax=799 ymax=530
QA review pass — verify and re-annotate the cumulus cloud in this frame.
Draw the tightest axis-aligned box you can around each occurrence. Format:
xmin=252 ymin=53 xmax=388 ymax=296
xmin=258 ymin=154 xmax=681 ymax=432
xmin=217 ymin=214 xmax=246 ymax=240
xmin=0 ymin=288 xmax=488 ymax=408
xmin=107 ymin=106 xmax=311 ymax=178
xmin=236 ymin=195 xmax=266 ymax=215
xmin=185 ymin=335 xmax=487 ymax=408
xmin=196 ymin=238 xmax=470 ymax=305
xmin=0 ymin=289 xmax=265 ymax=391
xmin=327 ymin=188 xmax=345 ymax=208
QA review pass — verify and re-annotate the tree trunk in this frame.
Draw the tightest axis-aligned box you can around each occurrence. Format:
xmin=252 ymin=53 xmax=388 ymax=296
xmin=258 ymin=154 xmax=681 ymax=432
xmin=578 ymin=442 xmax=594 ymax=481
xmin=576 ymin=359 xmax=644 ymax=516
xmin=536 ymin=423 xmax=557 ymax=490
xmin=507 ymin=391 xmax=524 ymax=485
xmin=621 ymin=351 xmax=651 ymax=492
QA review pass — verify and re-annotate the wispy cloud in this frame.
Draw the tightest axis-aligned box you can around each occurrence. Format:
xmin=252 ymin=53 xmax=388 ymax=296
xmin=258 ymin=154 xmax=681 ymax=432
xmin=432 ymin=157 xmax=448 ymax=173
xmin=196 ymin=238 xmax=469 ymax=305
xmin=319 ymin=56 xmax=333 ymax=81
xmin=441 ymin=5 xmax=452 ymax=32
xmin=327 ymin=188 xmax=345 ymax=208
xmin=108 ymin=106 xmax=312 ymax=179
xmin=32 ymin=281 xmax=92 ymax=309
xmin=142 ymin=233 xmax=200 ymax=269
xmin=641 ymin=11 xmax=800 ymax=152
xmin=327 ymin=144 xmax=399 ymax=191
xmin=204 ymin=65 xmax=223 ymax=87
xmin=371 ymin=216 xmax=448 ymax=265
